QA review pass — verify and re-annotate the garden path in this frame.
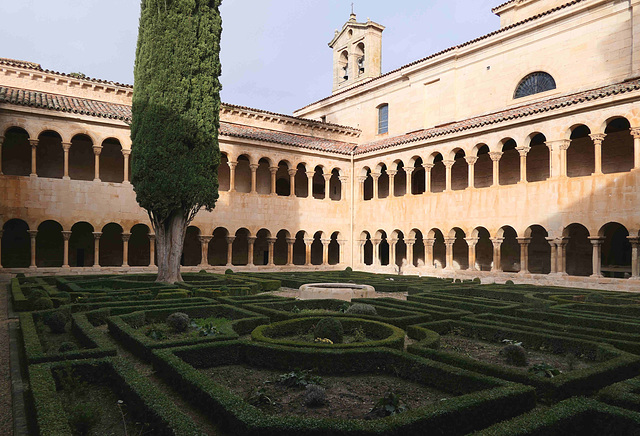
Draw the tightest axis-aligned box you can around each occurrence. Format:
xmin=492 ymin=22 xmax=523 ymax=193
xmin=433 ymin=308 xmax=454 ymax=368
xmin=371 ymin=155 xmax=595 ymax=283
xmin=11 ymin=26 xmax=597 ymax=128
xmin=1 ymin=283 xmax=14 ymax=435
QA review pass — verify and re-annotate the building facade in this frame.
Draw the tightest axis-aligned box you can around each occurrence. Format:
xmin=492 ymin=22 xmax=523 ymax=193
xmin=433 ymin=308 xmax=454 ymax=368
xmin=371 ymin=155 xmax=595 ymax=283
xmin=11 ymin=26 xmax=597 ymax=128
xmin=1 ymin=0 xmax=640 ymax=290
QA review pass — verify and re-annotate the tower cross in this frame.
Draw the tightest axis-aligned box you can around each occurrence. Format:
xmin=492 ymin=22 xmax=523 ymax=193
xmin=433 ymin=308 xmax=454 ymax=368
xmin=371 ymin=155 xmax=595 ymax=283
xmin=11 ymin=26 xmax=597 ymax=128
xmin=351 ymin=3 xmax=354 ymax=15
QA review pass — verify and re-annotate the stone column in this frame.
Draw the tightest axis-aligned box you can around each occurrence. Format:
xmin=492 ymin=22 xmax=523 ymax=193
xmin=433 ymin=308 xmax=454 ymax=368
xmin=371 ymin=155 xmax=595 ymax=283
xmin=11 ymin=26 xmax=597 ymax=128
xmin=267 ymin=237 xmax=276 ymax=266
xmin=62 ymin=231 xmax=72 ymax=268
xmin=405 ymin=168 xmax=414 ymax=195
xmin=286 ymin=238 xmax=295 ymax=265
xmin=465 ymin=156 xmax=477 ymax=189
xmin=304 ymin=238 xmax=313 ymax=265
xmin=122 ymin=149 xmax=131 ymax=184
xmin=387 ymin=170 xmax=397 ymax=197
xmin=29 ymin=139 xmax=38 ymax=177
xmin=443 ymin=160 xmax=454 ymax=192
xmin=371 ymin=173 xmax=381 ymax=199
xmin=556 ymin=238 xmax=568 ymax=275
xmin=226 ymin=236 xmax=235 ymax=266
xmin=198 ymin=235 xmax=212 ymax=268
xmin=338 ymin=239 xmax=347 ymax=265
xmin=92 ymin=145 xmax=103 ymax=182
xmin=250 ymin=164 xmax=259 ymax=193
xmin=546 ymin=238 xmax=557 ymax=274
xmin=122 ymin=232 xmax=131 ymax=267
xmin=628 ymin=237 xmax=640 ymax=279
xmin=423 ymin=163 xmax=434 ymax=193
xmin=93 ymin=232 xmax=102 ymax=267
xmin=489 ymin=152 xmax=503 ymax=187
xmin=28 ymin=230 xmax=38 ymax=268
xmin=406 ymin=238 xmax=416 ymax=267
xmin=466 ymin=238 xmax=479 ymax=271
xmin=589 ymin=237 xmax=604 ymax=278
xmin=149 ymin=234 xmax=156 ymax=267
xmin=228 ymin=161 xmax=238 ymax=192
xmin=516 ymin=147 xmax=530 ymax=183
xmin=424 ymin=238 xmax=435 ymax=269
xmin=321 ymin=238 xmax=330 ymax=264
xmin=269 ymin=166 xmax=278 ymax=196
xmin=358 ymin=240 xmax=366 ymax=264
xmin=517 ymin=237 xmax=531 ymax=274
xmin=62 ymin=142 xmax=71 ymax=180
xmin=389 ymin=239 xmax=398 ymax=266
xmin=358 ymin=176 xmax=367 ymax=199
xmin=590 ymin=134 xmax=606 ymax=176
xmin=288 ymin=169 xmax=297 ymax=197
xmin=0 ymin=136 xmax=3 ymax=175
xmin=247 ymin=237 xmax=256 ymax=266
xmin=559 ymin=140 xmax=571 ymax=177
xmin=323 ymin=173 xmax=332 ymax=200
xmin=631 ymin=128 xmax=640 ymax=170
xmin=306 ymin=171 xmax=316 ymax=198
xmin=372 ymin=239 xmax=381 ymax=266
xmin=339 ymin=176 xmax=349 ymax=202
xmin=444 ymin=238 xmax=455 ymax=270
xmin=545 ymin=140 xmax=563 ymax=178
xmin=491 ymin=237 xmax=503 ymax=272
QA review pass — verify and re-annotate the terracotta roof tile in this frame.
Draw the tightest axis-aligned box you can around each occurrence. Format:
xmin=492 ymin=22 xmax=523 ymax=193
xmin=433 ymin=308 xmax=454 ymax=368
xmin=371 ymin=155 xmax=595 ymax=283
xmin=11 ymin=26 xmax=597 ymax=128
xmin=492 ymin=0 xmax=518 ymax=13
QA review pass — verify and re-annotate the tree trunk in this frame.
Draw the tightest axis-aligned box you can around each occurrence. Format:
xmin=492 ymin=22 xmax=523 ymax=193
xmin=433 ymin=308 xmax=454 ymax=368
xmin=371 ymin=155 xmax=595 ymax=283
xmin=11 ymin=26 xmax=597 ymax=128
xmin=153 ymin=209 xmax=187 ymax=283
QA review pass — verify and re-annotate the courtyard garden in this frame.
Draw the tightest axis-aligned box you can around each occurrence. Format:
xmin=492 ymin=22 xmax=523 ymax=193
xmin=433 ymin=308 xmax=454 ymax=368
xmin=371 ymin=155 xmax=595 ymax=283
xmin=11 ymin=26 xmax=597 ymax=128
xmin=9 ymin=270 xmax=640 ymax=435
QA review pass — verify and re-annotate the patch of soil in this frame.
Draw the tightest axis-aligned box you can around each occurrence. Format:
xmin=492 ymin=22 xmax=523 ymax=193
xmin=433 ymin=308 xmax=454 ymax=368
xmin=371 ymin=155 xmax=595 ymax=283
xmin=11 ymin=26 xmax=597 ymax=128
xmin=37 ymin=322 xmax=84 ymax=354
xmin=439 ymin=334 xmax=595 ymax=373
xmin=200 ymin=364 xmax=453 ymax=420
xmin=136 ymin=317 xmax=234 ymax=342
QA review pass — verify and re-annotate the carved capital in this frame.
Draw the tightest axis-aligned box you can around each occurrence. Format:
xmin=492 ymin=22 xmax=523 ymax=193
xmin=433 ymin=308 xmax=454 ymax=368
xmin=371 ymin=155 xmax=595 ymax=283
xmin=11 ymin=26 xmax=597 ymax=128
xmin=249 ymin=164 xmax=260 ymax=171
xmin=92 ymin=145 xmax=103 ymax=155
xmin=288 ymin=169 xmax=298 ymax=177
xmin=630 ymin=127 xmax=640 ymax=139
xmin=29 ymin=139 xmax=39 ymax=148
xmin=371 ymin=172 xmax=381 ymax=180
xmin=227 ymin=161 xmax=238 ymax=170
xmin=286 ymin=238 xmax=296 ymax=245
xmin=588 ymin=236 xmax=605 ymax=246
xmin=422 ymin=163 xmax=435 ymax=171
xmin=589 ymin=133 xmax=606 ymax=145
xmin=122 ymin=232 xmax=132 ymax=242
xmin=28 ymin=230 xmax=38 ymax=238
xmin=247 ymin=236 xmax=257 ymax=244
xmin=199 ymin=235 xmax=213 ymax=243
xmin=443 ymin=159 xmax=455 ymax=169
xmin=357 ymin=176 xmax=367 ymax=183
xmin=92 ymin=232 xmax=102 ymax=240
xmin=121 ymin=148 xmax=131 ymax=157
xmin=465 ymin=237 xmax=479 ymax=246
xmin=226 ymin=236 xmax=236 ymax=244
xmin=267 ymin=237 xmax=277 ymax=244
xmin=148 ymin=234 xmax=156 ymax=241
xmin=465 ymin=156 xmax=478 ymax=165
xmin=488 ymin=152 xmax=503 ymax=162
xmin=62 ymin=142 xmax=72 ymax=151
xmin=559 ymin=140 xmax=571 ymax=151
xmin=516 ymin=237 xmax=532 ymax=245
xmin=323 ymin=173 xmax=332 ymax=181
xmin=516 ymin=146 xmax=531 ymax=156
xmin=269 ymin=166 xmax=279 ymax=174
xmin=305 ymin=171 xmax=316 ymax=178
xmin=62 ymin=231 xmax=72 ymax=241
xmin=339 ymin=176 xmax=348 ymax=183
xmin=404 ymin=167 xmax=415 ymax=175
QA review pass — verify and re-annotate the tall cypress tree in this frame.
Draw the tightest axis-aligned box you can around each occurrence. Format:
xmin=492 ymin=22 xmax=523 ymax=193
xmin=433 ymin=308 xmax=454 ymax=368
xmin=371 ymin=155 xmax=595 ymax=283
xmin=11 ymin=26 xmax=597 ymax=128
xmin=131 ymin=0 xmax=221 ymax=283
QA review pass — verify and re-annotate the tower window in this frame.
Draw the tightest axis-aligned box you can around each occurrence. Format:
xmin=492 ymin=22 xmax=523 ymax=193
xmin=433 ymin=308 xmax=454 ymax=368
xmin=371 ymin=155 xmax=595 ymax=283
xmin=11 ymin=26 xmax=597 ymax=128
xmin=514 ymin=72 xmax=556 ymax=99
xmin=378 ymin=104 xmax=389 ymax=134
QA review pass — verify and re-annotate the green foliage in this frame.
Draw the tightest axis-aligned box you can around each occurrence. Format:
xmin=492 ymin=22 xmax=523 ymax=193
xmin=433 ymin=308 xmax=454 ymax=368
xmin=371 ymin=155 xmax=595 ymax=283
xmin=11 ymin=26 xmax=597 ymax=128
xmin=585 ymin=293 xmax=605 ymax=303
xmin=529 ymin=363 xmax=562 ymax=378
xmin=145 ymin=327 xmax=167 ymax=341
xmin=247 ymin=387 xmax=274 ymax=407
xmin=276 ymin=369 xmax=323 ymax=388
xmin=131 ymin=0 xmax=222 ymax=222
xmin=33 ymin=298 xmax=54 ymax=310
xmin=28 ymin=289 xmax=48 ymax=301
xmin=352 ymin=326 xmax=367 ymax=343
xmin=314 ymin=317 xmax=344 ymax=344
xmin=303 ymin=384 xmax=327 ymax=407
xmin=44 ymin=311 xmax=68 ymax=334
xmin=225 ymin=269 xmax=234 ymax=275
xmin=502 ymin=344 xmax=528 ymax=367
xmin=345 ymin=303 xmax=377 ymax=316
xmin=366 ymin=392 xmax=407 ymax=419
xmin=58 ymin=342 xmax=78 ymax=353
xmin=505 ymin=280 xmax=515 ymax=285
xmin=166 ymin=312 xmax=190 ymax=332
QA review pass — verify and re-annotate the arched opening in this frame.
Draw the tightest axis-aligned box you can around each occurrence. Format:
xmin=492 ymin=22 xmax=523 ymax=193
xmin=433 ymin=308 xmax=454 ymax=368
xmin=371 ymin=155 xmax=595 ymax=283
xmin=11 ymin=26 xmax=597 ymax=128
xmin=363 ymin=232 xmax=373 ymax=266
xmin=339 ymin=50 xmax=349 ymax=81
xmin=311 ymin=232 xmax=324 ymax=265
xmin=514 ymin=72 xmax=556 ymax=99
xmin=567 ymin=125 xmax=594 ymax=178
xmin=129 ymin=224 xmax=150 ymax=266
xmin=451 ymin=150 xmax=468 ymax=191
xmin=378 ymin=231 xmax=390 ymax=266
xmin=499 ymin=139 xmax=519 ymax=186
xmin=295 ymin=164 xmax=308 ymax=197
xmin=35 ymin=220 xmax=63 ymax=267
xmin=181 ymin=226 xmax=201 ymax=266
xmin=275 ymin=161 xmax=290 ymax=196
xmin=474 ymin=145 xmax=492 ymax=188
xmin=473 ymin=227 xmax=493 ymax=271
xmin=312 ymin=166 xmax=325 ymax=199
xmin=394 ymin=162 xmax=407 ymax=196
xmin=499 ymin=226 xmax=520 ymax=272
xmin=36 ymin=131 xmax=63 ymax=179
xmin=430 ymin=229 xmax=446 ymax=268
xmin=218 ymin=153 xmax=230 ymax=191
xmin=100 ymin=223 xmax=123 ymax=267
xmin=236 ymin=155 xmax=252 ymax=193
xmin=69 ymin=222 xmax=94 ymax=267
xmin=411 ymin=158 xmax=425 ymax=194
xmin=377 ymin=164 xmax=389 ymax=198
xmin=363 ymin=168 xmax=374 ymax=200
xmin=329 ymin=168 xmax=342 ymax=200
xmin=393 ymin=231 xmax=406 ymax=267
xmin=1 ymin=219 xmax=30 ymax=268
xmin=208 ymin=227 xmax=229 ymax=266
xmin=274 ymin=230 xmax=289 ymax=265
xmin=527 ymin=134 xmax=549 ymax=182
xmin=355 ymin=42 xmax=365 ymax=76
xmin=329 ymin=232 xmax=340 ymax=265
xmin=254 ymin=229 xmax=270 ymax=265
xmin=69 ymin=134 xmax=95 ymax=181
xmin=526 ymin=225 xmax=551 ymax=274
xmin=603 ymin=118 xmax=634 ymax=174
xmin=431 ymin=154 xmax=445 ymax=193
xmin=232 ymin=228 xmax=250 ymax=265
xmin=451 ymin=228 xmax=468 ymax=270
xmin=565 ymin=223 xmax=592 ymax=276
xmin=600 ymin=222 xmax=631 ymax=278
xmin=2 ymin=127 xmax=31 ymax=176
xmin=256 ymin=158 xmax=271 ymax=195
xmin=293 ymin=231 xmax=307 ymax=265
xmin=411 ymin=229 xmax=425 ymax=267
xmin=100 ymin=138 xmax=124 ymax=183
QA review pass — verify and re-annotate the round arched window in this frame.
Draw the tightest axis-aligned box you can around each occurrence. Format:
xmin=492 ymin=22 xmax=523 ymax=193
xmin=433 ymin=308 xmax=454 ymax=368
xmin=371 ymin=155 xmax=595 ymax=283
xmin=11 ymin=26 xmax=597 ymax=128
xmin=514 ymin=72 xmax=556 ymax=99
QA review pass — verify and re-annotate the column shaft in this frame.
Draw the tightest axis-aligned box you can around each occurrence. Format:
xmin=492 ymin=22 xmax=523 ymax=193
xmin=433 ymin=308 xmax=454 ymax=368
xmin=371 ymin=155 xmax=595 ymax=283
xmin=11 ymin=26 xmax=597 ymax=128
xmin=591 ymin=134 xmax=605 ymax=175
xmin=29 ymin=230 xmax=37 ymax=268
xmin=443 ymin=161 xmax=454 ymax=192
xmin=30 ymin=139 xmax=38 ymax=177
xmin=226 ymin=237 xmax=235 ymax=266
xmin=122 ymin=233 xmax=131 ymax=267
xmin=424 ymin=164 xmax=433 ymax=193
xmin=517 ymin=238 xmax=531 ymax=274
xmin=250 ymin=164 xmax=259 ymax=193
xmin=247 ymin=237 xmax=256 ymax=266
xmin=387 ymin=170 xmax=397 ymax=197
xmin=306 ymin=172 xmax=315 ymax=198
xmin=288 ymin=170 xmax=297 ymax=197
xmin=93 ymin=145 xmax=102 ymax=182
xmin=267 ymin=238 xmax=276 ymax=266
xmin=122 ymin=150 xmax=131 ymax=183
xmin=149 ymin=235 xmax=156 ymax=267
xmin=62 ymin=142 xmax=71 ymax=180
xmin=62 ymin=231 xmax=72 ymax=268
xmin=228 ymin=162 xmax=237 ymax=192
xmin=425 ymin=238 xmax=435 ymax=269
xmin=590 ymin=237 xmax=604 ymax=278
xmin=287 ymin=239 xmax=295 ymax=265
xmin=93 ymin=232 xmax=102 ymax=267
xmin=466 ymin=157 xmax=477 ymax=189
xmin=304 ymin=238 xmax=313 ymax=265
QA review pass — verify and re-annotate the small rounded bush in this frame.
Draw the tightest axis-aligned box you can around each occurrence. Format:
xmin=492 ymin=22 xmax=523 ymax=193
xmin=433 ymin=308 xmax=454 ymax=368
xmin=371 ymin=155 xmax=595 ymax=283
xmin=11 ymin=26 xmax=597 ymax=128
xmin=166 ymin=312 xmax=190 ymax=332
xmin=28 ymin=289 xmax=48 ymax=302
xmin=473 ymin=277 xmax=482 ymax=284
xmin=45 ymin=311 xmax=68 ymax=334
xmin=33 ymin=298 xmax=54 ymax=311
xmin=345 ymin=303 xmax=377 ymax=316
xmin=58 ymin=342 xmax=78 ymax=353
xmin=502 ymin=344 xmax=528 ymax=367
xmin=344 ymin=267 xmax=353 ymax=273
xmin=304 ymin=384 xmax=327 ymax=407
xmin=198 ymin=269 xmax=208 ymax=274
xmin=586 ymin=293 xmax=605 ymax=303
xmin=314 ymin=318 xmax=344 ymax=344
xmin=225 ymin=269 xmax=234 ymax=275
xmin=505 ymin=280 xmax=515 ymax=286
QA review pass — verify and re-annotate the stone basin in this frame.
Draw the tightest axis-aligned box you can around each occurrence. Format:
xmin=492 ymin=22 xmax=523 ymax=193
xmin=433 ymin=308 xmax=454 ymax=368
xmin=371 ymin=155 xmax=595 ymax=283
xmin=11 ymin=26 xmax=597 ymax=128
xmin=298 ymin=283 xmax=376 ymax=301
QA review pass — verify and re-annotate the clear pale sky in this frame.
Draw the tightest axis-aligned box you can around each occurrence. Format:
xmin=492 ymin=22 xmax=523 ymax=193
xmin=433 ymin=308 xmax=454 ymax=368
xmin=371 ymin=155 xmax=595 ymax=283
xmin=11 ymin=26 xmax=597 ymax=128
xmin=0 ymin=0 xmax=499 ymax=114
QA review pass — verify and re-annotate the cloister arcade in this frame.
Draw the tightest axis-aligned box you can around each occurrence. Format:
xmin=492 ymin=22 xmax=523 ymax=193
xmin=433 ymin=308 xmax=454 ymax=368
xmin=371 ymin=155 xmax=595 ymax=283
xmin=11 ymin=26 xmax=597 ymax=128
xmin=358 ymin=117 xmax=638 ymax=200
xmin=0 ymin=219 xmax=345 ymax=270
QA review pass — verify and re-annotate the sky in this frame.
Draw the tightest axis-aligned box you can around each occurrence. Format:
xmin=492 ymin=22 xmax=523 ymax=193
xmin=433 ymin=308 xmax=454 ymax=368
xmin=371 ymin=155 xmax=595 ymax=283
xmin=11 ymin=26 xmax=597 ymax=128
xmin=0 ymin=0 xmax=500 ymax=114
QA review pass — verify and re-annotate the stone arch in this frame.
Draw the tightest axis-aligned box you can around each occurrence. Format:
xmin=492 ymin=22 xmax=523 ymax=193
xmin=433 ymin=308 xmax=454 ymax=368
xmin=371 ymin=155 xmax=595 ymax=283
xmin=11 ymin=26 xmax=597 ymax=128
xmin=361 ymin=231 xmax=373 ymax=266
xmin=450 ymin=227 xmax=468 ymax=270
xmin=218 ymin=153 xmax=230 ymax=191
xmin=236 ymin=154 xmax=253 ymax=193
xmin=602 ymin=117 xmax=633 ymax=174
xmin=275 ymin=160 xmax=291 ymax=196
xmin=392 ymin=159 xmax=407 ymax=196
xmin=428 ymin=228 xmax=446 ymax=268
xmin=312 ymin=165 xmax=326 ymax=199
xmin=208 ymin=227 xmax=229 ymax=266
xmin=567 ymin=125 xmax=594 ymax=178
xmin=100 ymin=137 xmax=124 ymax=183
xmin=599 ymin=222 xmax=631 ymax=278
xmin=497 ymin=225 xmax=519 ymax=272
xmin=363 ymin=166 xmax=374 ymax=200
xmin=2 ymin=127 xmax=31 ymax=176
xmin=274 ymin=229 xmax=290 ymax=265
xmin=410 ymin=228 xmax=425 ymax=267
xmin=69 ymin=221 xmax=94 ymax=267
xmin=329 ymin=168 xmax=342 ymax=200
xmin=564 ymin=223 xmax=592 ymax=276
xmin=430 ymin=152 xmax=445 ymax=193
xmin=526 ymin=133 xmax=549 ymax=182
xmin=69 ymin=133 xmax=95 ymax=181
xmin=311 ymin=231 xmax=324 ymax=265
xmin=36 ymin=130 xmax=64 ymax=179
xmin=391 ymin=229 xmax=406 ymax=267
xmin=232 ymin=228 xmax=250 ymax=265
xmin=376 ymin=162 xmax=389 ymax=198
xmin=410 ymin=156 xmax=425 ymax=194
xmin=1 ymin=219 xmax=30 ymax=268
xmin=329 ymin=231 xmax=341 ymax=265
xmin=181 ymin=226 xmax=201 ymax=266
xmin=293 ymin=230 xmax=307 ymax=265
xmin=129 ymin=224 xmax=151 ymax=266
xmin=376 ymin=230 xmax=390 ymax=266
xmin=499 ymin=138 xmax=519 ymax=186
xmin=472 ymin=226 xmax=493 ymax=271
xmin=473 ymin=144 xmax=492 ymax=188
xmin=35 ymin=220 xmax=63 ymax=267
xmin=295 ymin=163 xmax=309 ymax=197
xmin=254 ymin=229 xmax=271 ymax=265
xmin=524 ymin=225 xmax=551 ymax=274
xmin=450 ymin=148 xmax=468 ymax=191
xmin=100 ymin=223 xmax=124 ymax=267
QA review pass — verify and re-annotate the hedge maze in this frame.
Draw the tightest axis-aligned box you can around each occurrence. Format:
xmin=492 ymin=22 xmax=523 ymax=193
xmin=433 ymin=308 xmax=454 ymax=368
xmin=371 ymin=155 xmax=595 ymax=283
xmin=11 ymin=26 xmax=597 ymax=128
xmin=9 ymin=270 xmax=640 ymax=435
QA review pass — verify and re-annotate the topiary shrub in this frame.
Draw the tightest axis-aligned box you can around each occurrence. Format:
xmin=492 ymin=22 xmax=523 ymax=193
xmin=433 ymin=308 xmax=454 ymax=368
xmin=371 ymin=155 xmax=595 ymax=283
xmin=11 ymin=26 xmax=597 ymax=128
xmin=585 ymin=293 xmax=605 ymax=303
xmin=44 ymin=311 xmax=68 ymax=334
xmin=473 ymin=277 xmax=481 ymax=284
xmin=198 ymin=269 xmax=208 ymax=274
xmin=314 ymin=318 xmax=344 ymax=344
xmin=304 ymin=384 xmax=327 ymax=407
xmin=501 ymin=344 xmax=528 ymax=367
xmin=33 ymin=298 xmax=54 ymax=311
xmin=345 ymin=303 xmax=377 ymax=316
xmin=166 ymin=312 xmax=190 ymax=332
xmin=225 ymin=269 xmax=234 ymax=275
xmin=28 ymin=289 xmax=48 ymax=302
xmin=505 ymin=280 xmax=515 ymax=286
xmin=58 ymin=342 xmax=78 ymax=353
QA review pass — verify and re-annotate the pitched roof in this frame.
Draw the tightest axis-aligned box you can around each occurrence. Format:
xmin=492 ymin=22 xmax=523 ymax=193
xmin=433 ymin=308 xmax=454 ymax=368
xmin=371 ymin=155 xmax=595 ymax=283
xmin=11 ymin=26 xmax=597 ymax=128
xmin=492 ymin=0 xmax=518 ymax=13
xmin=355 ymin=77 xmax=640 ymax=155
xmin=0 ymin=86 xmax=356 ymax=155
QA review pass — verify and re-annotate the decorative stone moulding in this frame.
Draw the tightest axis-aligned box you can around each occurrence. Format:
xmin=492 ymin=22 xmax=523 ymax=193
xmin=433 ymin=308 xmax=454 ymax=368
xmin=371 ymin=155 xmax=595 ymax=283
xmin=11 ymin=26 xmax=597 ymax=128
xmin=299 ymin=282 xmax=376 ymax=301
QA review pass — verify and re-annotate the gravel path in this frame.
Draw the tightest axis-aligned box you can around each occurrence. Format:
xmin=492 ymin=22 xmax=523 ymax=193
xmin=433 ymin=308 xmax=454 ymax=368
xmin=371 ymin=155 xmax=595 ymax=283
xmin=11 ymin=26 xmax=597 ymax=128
xmin=0 ymin=286 xmax=12 ymax=435
xmin=267 ymin=287 xmax=408 ymax=300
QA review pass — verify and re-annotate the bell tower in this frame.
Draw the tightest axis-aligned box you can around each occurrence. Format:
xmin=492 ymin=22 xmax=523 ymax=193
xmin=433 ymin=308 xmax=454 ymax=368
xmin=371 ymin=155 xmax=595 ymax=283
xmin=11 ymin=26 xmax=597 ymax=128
xmin=329 ymin=12 xmax=384 ymax=94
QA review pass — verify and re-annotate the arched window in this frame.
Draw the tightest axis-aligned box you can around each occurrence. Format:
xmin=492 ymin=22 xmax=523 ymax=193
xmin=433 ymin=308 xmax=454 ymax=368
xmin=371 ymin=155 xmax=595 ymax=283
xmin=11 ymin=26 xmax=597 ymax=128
xmin=514 ymin=72 xmax=556 ymax=99
xmin=378 ymin=104 xmax=389 ymax=134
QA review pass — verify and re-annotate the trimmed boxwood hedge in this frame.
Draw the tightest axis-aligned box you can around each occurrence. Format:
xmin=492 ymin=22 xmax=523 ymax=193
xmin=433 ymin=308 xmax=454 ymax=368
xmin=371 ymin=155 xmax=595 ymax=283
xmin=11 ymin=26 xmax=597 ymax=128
xmin=598 ymin=375 xmax=640 ymax=412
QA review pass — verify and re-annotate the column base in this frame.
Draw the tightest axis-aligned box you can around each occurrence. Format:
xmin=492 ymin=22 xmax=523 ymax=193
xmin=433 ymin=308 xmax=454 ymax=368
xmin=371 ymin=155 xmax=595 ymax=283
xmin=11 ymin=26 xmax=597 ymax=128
xmin=30 ymin=174 xmax=37 ymax=178
xmin=630 ymin=276 xmax=640 ymax=281
xmin=29 ymin=265 xmax=37 ymax=270
xmin=63 ymin=176 xmax=70 ymax=180
xmin=590 ymin=273 xmax=603 ymax=278
xmin=93 ymin=178 xmax=101 ymax=182
xmin=62 ymin=265 xmax=70 ymax=269
xmin=122 ymin=181 xmax=131 ymax=185
xmin=518 ymin=270 xmax=529 ymax=275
